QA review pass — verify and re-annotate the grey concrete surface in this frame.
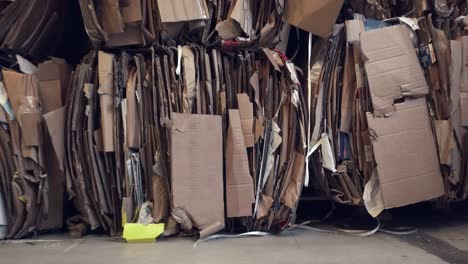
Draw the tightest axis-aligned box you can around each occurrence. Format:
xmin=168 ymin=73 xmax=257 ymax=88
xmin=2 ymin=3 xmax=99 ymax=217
xmin=0 ymin=229 xmax=450 ymax=264
xmin=425 ymin=223 xmax=468 ymax=251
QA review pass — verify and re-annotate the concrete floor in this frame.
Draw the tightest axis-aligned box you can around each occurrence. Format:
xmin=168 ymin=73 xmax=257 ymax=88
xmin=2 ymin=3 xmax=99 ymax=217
xmin=3 ymin=204 xmax=468 ymax=264
xmin=1 ymin=226 xmax=468 ymax=264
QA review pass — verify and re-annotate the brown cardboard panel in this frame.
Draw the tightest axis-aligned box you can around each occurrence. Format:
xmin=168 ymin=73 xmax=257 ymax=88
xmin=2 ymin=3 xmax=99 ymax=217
xmin=39 ymin=80 xmax=62 ymax=114
xmin=361 ymin=25 xmax=429 ymax=117
xmin=44 ymin=107 xmax=65 ymax=171
xmin=171 ymin=113 xmax=224 ymax=230
xmin=366 ymin=98 xmax=444 ymax=208
xmin=237 ymin=94 xmax=255 ymax=147
xmin=461 ymin=93 xmax=468 ymax=127
xmin=157 ymin=0 xmax=209 ymax=23
xmin=2 ymin=70 xmax=39 ymax=115
xmin=226 ymin=110 xmax=254 ymax=217
xmin=284 ymin=0 xmax=344 ymax=38
xmin=98 ymin=51 xmax=115 ymax=152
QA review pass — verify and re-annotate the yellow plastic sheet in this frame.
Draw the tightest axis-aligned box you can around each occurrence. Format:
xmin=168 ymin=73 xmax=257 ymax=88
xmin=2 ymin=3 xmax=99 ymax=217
xmin=123 ymin=223 xmax=165 ymax=243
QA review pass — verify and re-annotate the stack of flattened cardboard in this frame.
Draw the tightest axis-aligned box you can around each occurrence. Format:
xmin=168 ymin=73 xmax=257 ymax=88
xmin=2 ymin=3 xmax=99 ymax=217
xmin=0 ymin=54 xmax=71 ymax=238
xmin=303 ymin=1 xmax=468 ymax=217
xmin=0 ymin=0 xmax=65 ymax=58
xmin=79 ymin=0 xmax=288 ymax=49
xmin=64 ymin=44 xmax=306 ymax=236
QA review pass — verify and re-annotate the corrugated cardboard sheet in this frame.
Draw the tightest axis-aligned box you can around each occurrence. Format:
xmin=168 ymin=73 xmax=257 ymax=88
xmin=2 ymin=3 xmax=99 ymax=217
xmin=171 ymin=113 xmax=224 ymax=230
xmin=361 ymin=25 xmax=444 ymax=208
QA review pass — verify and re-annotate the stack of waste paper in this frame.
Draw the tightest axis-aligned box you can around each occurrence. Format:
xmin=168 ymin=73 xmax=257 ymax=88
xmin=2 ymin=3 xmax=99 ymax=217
xmin=300 ymin=0 xmax=468 ymax=217
xmin=0 ymin=53 xmax=71 ymax=238
xmin=64 ymin=46 xmax=306 ymax=237
xmin=0 ymin=0 xmax=466 ymax=240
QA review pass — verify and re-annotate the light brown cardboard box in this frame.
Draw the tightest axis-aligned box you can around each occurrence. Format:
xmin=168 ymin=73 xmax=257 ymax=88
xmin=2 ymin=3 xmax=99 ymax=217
xmin=171 ymin=113 xmax=224 ymax=230
xmin=37 ymin=58 xmax=72 ymax=110
xmin=361 ymin=25 xmax=444 ymax=208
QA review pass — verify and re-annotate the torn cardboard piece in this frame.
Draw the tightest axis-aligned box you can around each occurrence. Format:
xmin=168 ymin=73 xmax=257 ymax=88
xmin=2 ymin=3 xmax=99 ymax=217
xmin=171 ymin=113 xmax=224 ymax=230
xmin=361 ymin=25 xmax=429 ymax=117
xmin=226 ymin=110 xmax=255 ymax=217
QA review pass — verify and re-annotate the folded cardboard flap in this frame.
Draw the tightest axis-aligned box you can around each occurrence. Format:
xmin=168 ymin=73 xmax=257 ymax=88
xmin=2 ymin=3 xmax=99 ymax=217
xmin=284 ymin=0 xmax=344 ymax=38
xmin=226 ymin=110 xmax=255 ymax=217
xmin=171 ymin=113 xmax=224 ymax=230
xmin=361 ymin=25 xmax=429 ymax=117
xmin=366 ymin=98 xmax=444 ymax=208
